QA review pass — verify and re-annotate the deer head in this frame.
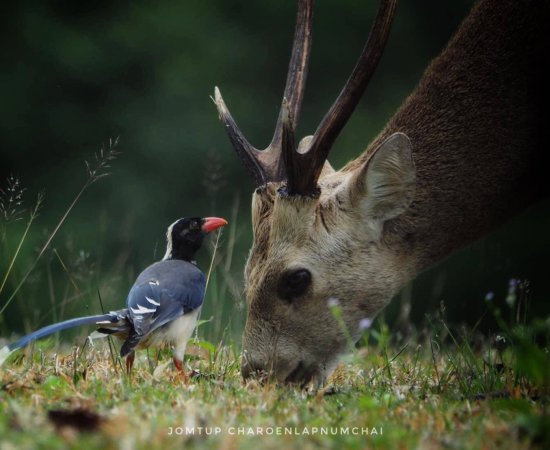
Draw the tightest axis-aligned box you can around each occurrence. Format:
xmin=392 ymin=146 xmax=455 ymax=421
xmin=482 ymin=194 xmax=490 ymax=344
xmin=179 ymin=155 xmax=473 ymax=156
xmin=215 ymin=0 xmax=415 ymax=386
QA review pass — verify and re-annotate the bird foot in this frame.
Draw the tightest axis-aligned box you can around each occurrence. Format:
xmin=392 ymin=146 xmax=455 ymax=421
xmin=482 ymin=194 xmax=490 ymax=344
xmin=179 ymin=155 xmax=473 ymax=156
xmin=125 ymin=352 xmax=135 ymax=375
xmin=173 ymin=358 xmax=190 ymax=384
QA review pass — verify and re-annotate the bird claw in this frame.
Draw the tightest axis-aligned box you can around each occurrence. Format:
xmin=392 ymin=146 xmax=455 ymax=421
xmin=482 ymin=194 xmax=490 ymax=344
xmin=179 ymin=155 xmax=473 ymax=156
xmin=125 ymin=352 xmax=135 ymax=375
xmin=173 ymin=358 xmax=190 ymax=384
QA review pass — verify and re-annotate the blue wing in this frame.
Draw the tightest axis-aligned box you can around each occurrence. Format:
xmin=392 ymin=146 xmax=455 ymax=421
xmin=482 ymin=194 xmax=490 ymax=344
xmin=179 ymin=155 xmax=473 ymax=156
xmin=126 ymin=259 xmax=206 ymax=338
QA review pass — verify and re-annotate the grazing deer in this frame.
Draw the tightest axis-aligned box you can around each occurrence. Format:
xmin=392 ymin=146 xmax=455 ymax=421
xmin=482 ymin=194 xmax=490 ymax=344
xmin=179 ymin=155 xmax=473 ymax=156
xmin=214 ymin=0 xmax=549 ymax=386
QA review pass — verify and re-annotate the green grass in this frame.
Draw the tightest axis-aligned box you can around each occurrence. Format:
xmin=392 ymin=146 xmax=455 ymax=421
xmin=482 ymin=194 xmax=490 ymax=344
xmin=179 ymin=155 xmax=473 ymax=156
xmin=1 ymin=312 xmax=549 ymax=450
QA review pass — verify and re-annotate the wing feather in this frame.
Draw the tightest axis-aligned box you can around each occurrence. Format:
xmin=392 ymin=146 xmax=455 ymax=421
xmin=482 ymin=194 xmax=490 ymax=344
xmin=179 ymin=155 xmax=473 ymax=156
xmin=123 ymin=260 xmax=206 ymax=352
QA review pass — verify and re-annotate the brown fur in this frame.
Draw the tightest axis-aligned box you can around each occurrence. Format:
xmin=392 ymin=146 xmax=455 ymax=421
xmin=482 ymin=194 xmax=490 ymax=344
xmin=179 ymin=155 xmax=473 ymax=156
xmin=362 ymin=0 xmax=550 ymax=270
xmin=240 ymin=0 xmax=550 ymax=385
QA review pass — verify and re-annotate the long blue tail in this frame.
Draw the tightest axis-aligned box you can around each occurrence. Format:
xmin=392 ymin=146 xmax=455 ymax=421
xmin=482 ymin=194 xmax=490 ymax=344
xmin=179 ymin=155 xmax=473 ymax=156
xmin=0 ymin=311 xmax=128 ymax=367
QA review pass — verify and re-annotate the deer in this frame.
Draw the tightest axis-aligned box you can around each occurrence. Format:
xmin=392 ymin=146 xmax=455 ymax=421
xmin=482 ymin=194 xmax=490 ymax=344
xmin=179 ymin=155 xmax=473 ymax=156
xmin=213 ymin=0 xmax=550 ymax=387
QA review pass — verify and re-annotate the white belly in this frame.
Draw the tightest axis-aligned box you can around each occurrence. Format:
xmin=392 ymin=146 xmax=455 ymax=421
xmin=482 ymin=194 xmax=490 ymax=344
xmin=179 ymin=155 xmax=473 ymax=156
xmin=145 ymin=307 xmax=201 ymax=360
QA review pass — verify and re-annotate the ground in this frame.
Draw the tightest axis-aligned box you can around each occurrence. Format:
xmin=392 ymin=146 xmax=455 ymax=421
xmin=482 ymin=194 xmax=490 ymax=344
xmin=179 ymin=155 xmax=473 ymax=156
xmin=1 ymin=322 xmax=548 ymax=450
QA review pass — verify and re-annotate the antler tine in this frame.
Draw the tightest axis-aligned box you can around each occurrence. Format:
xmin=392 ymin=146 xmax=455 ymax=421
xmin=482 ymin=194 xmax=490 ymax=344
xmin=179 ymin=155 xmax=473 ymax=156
xmin=286 ymin=0 xmax=398 ymax=195
xmin=215 ymin=0 xmax=313 ymax=187
xmin=280 ymin=98 xmax=301 ymax=194
xmin=270 ymin=0 xmax=314 ymax=151
xmin=214 ymin=87 xmax=269 ymax=186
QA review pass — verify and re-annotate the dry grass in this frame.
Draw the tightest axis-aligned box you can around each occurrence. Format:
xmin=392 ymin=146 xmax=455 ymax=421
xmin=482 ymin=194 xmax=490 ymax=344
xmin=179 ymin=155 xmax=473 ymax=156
xmin=1 ymin=329 xmax=548 ymax=450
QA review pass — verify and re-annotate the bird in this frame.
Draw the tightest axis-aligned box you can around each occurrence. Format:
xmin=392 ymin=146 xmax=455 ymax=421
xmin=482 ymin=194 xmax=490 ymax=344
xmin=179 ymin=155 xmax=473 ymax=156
xmin=0 ymin=216 xmax=228 ymax=379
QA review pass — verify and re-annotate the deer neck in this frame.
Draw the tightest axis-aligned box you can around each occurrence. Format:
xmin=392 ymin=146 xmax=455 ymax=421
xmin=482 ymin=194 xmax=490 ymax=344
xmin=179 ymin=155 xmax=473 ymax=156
xmin=353 ymin=0 xmax=549 ymax=277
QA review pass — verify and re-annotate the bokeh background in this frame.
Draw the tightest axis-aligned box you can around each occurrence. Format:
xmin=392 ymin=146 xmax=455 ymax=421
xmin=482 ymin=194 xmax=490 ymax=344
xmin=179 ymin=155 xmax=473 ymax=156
xmin=1 ymin=0 xmax=549 ymax=344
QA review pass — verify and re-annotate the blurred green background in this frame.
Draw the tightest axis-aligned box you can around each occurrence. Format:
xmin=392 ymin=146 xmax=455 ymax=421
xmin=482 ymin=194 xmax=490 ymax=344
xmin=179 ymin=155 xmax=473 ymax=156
xmin=1 ymin=0 xmax=549 ymax=344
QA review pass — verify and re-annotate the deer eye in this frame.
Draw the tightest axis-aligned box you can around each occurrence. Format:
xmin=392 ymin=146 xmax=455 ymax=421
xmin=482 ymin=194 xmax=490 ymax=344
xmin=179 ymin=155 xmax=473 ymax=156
xmin=278 ymin=269 xmax=311 ymax=300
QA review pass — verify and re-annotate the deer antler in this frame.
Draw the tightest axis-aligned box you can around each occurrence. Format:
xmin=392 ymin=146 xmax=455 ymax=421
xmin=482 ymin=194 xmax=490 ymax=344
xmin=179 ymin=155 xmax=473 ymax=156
xmin=214 ymin=0 xmax=313 ymax=186
xmin=283 ymin=0 xmax=397 ymax=196
xmin=215 ymin=0 xmax=397 ymax=196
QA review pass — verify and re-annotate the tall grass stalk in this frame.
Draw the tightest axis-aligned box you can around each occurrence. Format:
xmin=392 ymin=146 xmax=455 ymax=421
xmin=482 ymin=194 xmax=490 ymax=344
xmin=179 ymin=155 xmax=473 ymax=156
xmin=0 ymin=192 xmax=44 ymax=298
xmin=0 ymin=139 xmax=119 ymax=317
xmin=194 ymin=228 xmax=222 ymax=342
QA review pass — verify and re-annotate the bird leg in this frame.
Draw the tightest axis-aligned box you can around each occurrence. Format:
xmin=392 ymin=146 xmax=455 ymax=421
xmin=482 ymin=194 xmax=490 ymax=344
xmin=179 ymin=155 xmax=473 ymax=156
xmin=173 ymin=357 xmax=189 ymax=383
xmin=126 ymin=351 xmax=135 ymax=375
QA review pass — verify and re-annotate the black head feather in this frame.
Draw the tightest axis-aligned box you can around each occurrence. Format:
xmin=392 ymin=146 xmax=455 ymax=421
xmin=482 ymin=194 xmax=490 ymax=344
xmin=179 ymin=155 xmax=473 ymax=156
xmin=165 ymin=217 xmax=205 ymax=261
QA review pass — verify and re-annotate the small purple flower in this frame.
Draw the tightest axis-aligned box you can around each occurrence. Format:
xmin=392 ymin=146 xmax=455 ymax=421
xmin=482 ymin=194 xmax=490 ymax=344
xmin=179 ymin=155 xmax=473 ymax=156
xmin=484 ymin=291 xmax=494 ymax=302
xmin=359 ymin=317 xmax=373 ymax=331
xmin=327 ymin=298 xmax=340 ymax=308
xmin=509 ymin=278 xmax=518 ymax=291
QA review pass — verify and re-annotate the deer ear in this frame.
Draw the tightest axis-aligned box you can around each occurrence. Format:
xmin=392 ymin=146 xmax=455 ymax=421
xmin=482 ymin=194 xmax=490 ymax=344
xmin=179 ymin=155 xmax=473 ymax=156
xmin=349 ymin=132 xmax=415 ymax=221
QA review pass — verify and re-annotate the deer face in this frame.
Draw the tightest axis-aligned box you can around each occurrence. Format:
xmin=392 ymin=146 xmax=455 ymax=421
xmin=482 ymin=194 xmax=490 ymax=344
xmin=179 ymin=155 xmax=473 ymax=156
xmin=214 ymin=0 xmax=404 ymax=385
xmin=241 ymin=134 xmax=415 ymax=385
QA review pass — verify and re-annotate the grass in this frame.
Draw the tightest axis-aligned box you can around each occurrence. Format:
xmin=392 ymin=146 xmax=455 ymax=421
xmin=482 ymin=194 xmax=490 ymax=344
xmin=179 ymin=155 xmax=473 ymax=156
xmin=0 ymin=139 xmax=119 ymax=322
xmin=0 ymin=312 xmax=549 ymax=450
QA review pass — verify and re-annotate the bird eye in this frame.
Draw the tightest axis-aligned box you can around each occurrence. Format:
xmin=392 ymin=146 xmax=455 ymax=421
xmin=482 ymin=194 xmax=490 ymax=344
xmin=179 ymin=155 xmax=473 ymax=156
xmin=278 ymin=269 xmax=312 ymax=301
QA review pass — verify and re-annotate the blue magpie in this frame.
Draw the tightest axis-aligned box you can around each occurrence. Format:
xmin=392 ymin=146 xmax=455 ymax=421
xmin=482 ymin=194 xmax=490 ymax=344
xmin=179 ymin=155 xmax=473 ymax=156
xmin=0 ymin=216 xmax=227 ymax=376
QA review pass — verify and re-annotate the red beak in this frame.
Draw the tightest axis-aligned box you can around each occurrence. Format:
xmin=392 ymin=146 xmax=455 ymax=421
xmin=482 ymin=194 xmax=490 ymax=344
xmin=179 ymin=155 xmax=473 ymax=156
xmin=201 ymin=217 xmax=228 ymax=233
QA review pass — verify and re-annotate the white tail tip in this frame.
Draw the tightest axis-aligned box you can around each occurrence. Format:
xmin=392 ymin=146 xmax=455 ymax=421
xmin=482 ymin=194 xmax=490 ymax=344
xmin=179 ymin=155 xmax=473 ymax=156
xmin=0 ymin=346 xmax=13 ymax=367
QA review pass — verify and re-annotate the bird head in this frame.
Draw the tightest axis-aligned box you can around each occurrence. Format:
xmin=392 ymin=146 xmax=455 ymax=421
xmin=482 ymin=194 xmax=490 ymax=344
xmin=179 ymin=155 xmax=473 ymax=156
xmin=164 ymin=217 xmax=228 ymax=261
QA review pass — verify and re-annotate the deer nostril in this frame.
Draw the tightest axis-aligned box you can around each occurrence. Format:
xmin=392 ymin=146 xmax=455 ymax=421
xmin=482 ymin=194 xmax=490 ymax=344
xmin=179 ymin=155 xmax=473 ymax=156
xmin=241 ymin=355 xmax=266 ymax=380
xmin=284 ymin=360 xmax=317 ymax=387
xmin=242 ymin=351 xmax=306 ymax=383
xmin=284 ymin=361 xmax=304 ymax=383
xmin=241 ymin=359 xmax=253 ymax=380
